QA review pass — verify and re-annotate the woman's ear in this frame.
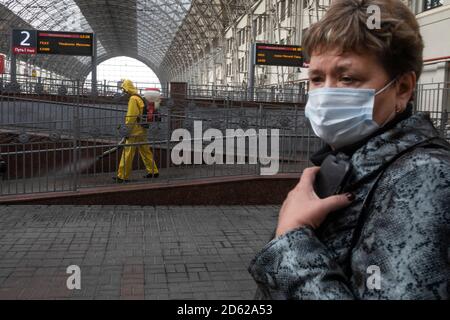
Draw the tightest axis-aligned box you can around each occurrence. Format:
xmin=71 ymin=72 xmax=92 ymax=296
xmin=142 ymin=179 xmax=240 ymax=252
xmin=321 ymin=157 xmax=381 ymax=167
xmin=396 ymin=71 xmax=417 ymax=111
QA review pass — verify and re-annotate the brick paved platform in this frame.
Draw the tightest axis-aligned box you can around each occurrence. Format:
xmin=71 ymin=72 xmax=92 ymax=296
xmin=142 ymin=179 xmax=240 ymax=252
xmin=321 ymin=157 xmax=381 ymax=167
xmin=0 ymin=205 xmax=279 ymax=300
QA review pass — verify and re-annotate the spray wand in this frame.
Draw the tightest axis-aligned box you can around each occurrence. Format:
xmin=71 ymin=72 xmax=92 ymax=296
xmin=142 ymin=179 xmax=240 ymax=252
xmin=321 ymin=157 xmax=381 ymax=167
xmin=96 ymin=137 xmax=126 ymax=161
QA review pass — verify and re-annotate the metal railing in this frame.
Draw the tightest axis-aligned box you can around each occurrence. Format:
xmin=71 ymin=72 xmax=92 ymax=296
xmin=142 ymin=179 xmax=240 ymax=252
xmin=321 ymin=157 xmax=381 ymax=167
xmin=0 ymin=93 xmax=321 ymax=196
xmin=0 ymin=73 xmax=164 ymax=98
xmin=416 ymin=82 xmax=450 ymax=140
xmin=187 ymin=83 xmax=308 ymax=103
xmin=0 ymin=73 xmax=308 ymax=103
xmin=2 ymin=79 xmax=449 ymax=197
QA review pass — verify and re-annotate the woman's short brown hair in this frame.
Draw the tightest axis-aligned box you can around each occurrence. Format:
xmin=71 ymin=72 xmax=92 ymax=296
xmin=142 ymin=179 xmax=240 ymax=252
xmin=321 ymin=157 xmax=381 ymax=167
xmin=303 ymin=0 xmax=424 ymax=79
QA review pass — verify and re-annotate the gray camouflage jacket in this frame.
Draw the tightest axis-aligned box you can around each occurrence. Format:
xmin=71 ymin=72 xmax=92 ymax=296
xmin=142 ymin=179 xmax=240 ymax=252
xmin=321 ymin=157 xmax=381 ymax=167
xmin=248 ymin=111 xmax=450 ymax=300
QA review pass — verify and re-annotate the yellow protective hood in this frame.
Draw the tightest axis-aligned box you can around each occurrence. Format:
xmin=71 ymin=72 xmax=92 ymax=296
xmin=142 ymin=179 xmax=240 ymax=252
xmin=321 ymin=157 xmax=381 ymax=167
xmin=121 ymin=79 xmax=138 ymax=95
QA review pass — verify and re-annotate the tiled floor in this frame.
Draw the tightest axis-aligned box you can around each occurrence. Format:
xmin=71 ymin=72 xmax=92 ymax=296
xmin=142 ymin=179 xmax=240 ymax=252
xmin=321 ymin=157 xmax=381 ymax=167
xmin=0 ymin=205 xmax=279 ymax=300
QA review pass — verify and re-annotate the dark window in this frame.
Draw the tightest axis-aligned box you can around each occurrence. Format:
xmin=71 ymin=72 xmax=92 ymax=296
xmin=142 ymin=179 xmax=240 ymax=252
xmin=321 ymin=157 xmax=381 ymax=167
xmin=424 ymin=0 xmax=443 ymax=11
xmin=280 ymin=0 xmax=286 ymax=21
xmin=287 ymin=0 xmax=293 ymax=18
xmin=227 ymin=39 xmax=233 ymax=53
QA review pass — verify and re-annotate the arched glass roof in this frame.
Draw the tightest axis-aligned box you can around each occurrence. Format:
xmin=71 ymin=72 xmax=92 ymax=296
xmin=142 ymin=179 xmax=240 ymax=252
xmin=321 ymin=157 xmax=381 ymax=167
xmin=0 ymin=0 xmax=255 ymax=81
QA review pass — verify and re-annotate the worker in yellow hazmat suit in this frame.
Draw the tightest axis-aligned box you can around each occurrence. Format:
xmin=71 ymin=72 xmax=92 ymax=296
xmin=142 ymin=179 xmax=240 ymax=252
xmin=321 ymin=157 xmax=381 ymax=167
xmin=114 ymin=79 xmax=159 ymax=182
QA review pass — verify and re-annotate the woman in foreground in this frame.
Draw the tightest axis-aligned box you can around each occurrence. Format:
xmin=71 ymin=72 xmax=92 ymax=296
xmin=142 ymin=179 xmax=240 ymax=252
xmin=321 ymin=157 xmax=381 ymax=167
xmin=248 ymin=0 xmax=449 ymax=300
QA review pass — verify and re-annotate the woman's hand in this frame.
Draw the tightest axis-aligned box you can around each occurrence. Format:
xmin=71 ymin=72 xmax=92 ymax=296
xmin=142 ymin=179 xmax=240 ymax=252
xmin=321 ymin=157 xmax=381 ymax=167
xmin=276 ymin=167 xmax=355 ymax=238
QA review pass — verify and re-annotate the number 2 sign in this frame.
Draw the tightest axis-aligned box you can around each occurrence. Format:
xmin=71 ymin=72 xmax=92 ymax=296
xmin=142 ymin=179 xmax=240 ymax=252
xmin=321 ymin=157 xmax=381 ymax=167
xmin=12 ymin=29 xmax=37 ymax=54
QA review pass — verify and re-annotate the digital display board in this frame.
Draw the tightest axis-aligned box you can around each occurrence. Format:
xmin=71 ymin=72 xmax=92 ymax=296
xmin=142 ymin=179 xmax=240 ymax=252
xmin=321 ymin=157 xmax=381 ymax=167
xmin=255 ymin=43 xmax=303 ymax=67
xmin=37 ymin=31 xmax=93 ymax=56
xmin=12 ymin=30 xmax=38 ymax=54
xmin=12 ymin=29 xmax=94 ymax=56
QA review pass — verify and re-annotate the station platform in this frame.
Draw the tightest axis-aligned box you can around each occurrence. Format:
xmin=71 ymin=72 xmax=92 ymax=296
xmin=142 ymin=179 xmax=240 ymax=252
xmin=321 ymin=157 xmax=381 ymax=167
xmin=0 ymin=205 xmax=278 ymax=300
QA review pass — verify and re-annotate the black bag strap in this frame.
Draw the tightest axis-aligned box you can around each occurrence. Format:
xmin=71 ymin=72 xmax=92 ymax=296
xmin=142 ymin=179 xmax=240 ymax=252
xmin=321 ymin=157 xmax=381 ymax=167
xmin=131 ymin=94 xmax=147 ymax=115
xmin=348 ymin=137 xmax=450 ymax=253
xmin=131 ymin=94 xmax=149 ymax=127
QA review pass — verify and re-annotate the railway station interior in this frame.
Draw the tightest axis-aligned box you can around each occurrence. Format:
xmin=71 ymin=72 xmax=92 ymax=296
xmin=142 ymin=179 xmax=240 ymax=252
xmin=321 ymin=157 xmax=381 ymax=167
xmin=0 ymin=0 xmax=449 ymax=300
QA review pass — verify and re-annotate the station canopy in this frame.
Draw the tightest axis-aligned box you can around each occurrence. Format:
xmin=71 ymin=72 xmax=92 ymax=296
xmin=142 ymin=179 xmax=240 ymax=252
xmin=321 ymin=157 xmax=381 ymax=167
xmin=0 ymin=0 xmax=256 ymax=81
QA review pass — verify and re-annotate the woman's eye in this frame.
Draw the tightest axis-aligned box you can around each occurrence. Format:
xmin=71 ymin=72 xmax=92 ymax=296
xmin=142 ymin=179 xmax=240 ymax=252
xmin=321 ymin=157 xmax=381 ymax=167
xmin=340 ymin=76 xmax=355 ymax=84
xmin=310 ymin=77 xmax=323 ymax=84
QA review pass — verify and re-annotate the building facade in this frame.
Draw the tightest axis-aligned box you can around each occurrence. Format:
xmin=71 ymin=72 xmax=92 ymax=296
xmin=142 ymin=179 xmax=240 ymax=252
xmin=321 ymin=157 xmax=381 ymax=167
xmin=173 ymin=0 xmax=449 ymax=109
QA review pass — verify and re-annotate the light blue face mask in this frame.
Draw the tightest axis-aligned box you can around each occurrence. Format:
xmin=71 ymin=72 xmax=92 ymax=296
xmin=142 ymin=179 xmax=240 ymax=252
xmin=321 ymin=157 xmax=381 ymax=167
xmin=305 ymin=79 xmax=397 ymax=149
